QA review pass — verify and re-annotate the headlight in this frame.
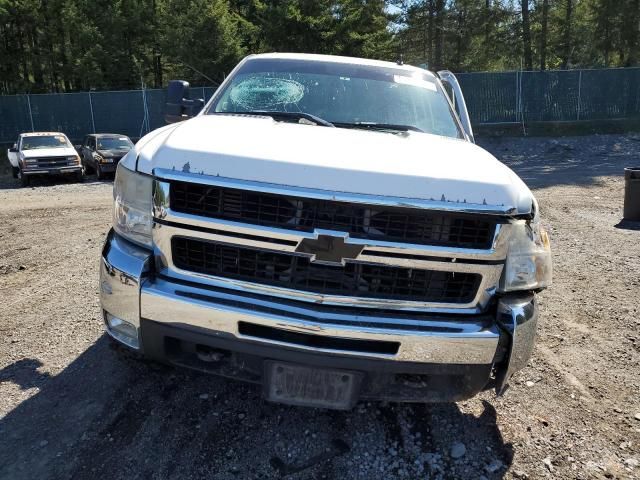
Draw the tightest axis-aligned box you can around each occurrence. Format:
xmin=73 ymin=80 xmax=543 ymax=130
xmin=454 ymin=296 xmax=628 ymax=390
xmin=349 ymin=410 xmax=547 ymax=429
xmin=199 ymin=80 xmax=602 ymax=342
xmin=500 ymin=220 xmax=552 ymax=292
xmin=113 ymin=163 xmax=153 ymax=248
xmin=67 ymin=155 xmax=80 ymax=163
xmin=95 ymin=154 xmax=104 ymax=163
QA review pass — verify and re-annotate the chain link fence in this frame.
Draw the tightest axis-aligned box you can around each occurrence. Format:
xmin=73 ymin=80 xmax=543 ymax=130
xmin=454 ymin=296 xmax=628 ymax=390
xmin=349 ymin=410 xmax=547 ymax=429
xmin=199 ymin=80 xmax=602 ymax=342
xmin=1 ymin=68 xmax=639 ymax=143
xmin=0 ymin=87 xmax=217 ymax=144
xmin=456 ymin=67 xmax=640 ymax=126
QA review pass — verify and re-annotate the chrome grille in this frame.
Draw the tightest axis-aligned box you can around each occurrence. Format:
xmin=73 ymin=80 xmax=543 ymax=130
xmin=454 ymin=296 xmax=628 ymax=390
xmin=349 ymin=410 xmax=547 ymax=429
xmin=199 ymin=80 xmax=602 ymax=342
xmin=29 ymin=156 xmax=74 ymax=168
xmin=171 ymin=237 xmax=482 ymax=304
xmin=169 ymin=181 xmax=497 ymax=249
xmin=153 ymin=172 xmax=508 ymax=313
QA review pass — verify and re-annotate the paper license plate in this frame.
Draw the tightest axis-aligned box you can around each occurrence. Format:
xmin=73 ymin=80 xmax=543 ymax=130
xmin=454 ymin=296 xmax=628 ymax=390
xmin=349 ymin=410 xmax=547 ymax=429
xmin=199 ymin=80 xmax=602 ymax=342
xmin=265 ymin=361 xmax=360 ymax=410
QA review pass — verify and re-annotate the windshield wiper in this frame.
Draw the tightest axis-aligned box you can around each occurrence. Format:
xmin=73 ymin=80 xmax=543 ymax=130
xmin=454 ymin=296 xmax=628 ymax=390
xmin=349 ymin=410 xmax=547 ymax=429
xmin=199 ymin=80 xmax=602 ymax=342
xmin=213 ymin=111 xmax=334 ymax=127
xmin=333 ymin=122 xmax=424 ymax=133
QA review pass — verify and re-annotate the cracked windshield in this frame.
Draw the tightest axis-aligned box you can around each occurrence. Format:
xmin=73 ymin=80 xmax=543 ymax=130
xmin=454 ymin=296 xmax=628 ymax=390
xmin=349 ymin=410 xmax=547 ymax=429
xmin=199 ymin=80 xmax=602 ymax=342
xmin=210 ymin=59 xmax=462 ymax=138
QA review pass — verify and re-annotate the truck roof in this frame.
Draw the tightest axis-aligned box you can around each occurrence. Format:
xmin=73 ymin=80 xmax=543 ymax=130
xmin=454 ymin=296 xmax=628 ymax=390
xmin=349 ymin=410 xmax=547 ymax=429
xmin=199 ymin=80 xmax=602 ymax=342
xmin=21 ymin=131 xmax=67 ymax=137
xmin=247 ymin=53 xmax=436 ymax=78
xmin=88 ymin=133 xmax=131 ymax=138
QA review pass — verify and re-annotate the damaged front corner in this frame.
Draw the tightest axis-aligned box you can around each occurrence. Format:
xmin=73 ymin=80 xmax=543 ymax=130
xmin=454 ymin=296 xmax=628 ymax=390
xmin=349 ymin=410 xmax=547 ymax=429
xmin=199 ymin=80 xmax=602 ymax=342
xmin=494 ymin=294 xmax=538 ymax=395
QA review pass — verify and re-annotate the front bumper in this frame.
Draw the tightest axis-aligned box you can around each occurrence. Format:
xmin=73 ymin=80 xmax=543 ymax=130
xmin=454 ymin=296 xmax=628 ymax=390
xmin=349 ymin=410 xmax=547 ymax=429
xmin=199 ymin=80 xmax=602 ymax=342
xmin=100 ymin=229 xmax=538 ymax=402
xmin=97 ymin=160 xmax=119 ymax=173
xmin=21 ymin=165 xmax=82 ymax=176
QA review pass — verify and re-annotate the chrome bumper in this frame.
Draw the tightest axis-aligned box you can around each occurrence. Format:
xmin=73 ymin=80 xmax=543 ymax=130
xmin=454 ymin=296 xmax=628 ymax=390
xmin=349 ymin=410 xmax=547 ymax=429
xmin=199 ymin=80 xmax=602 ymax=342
xmin=22 ymin=166 xmax=82 ymax=175
xmin=100 ymin=230 xmax=538 ymax=390
xmin=97 ymin=161 xmax=118 ymax=172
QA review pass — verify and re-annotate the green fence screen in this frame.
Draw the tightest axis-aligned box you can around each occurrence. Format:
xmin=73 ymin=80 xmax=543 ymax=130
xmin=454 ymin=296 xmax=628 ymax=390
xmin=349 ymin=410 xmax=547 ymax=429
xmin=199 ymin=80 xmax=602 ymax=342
xmin=455 ymin=67 xmax=640 ymax=125
xmin=1 ymin=68 xmax=639 ymax=143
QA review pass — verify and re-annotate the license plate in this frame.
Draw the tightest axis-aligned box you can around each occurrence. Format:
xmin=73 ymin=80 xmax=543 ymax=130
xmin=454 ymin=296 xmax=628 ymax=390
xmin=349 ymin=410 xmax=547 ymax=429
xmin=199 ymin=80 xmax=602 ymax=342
xmin=265 ymin=361 xmax=361 ymax=410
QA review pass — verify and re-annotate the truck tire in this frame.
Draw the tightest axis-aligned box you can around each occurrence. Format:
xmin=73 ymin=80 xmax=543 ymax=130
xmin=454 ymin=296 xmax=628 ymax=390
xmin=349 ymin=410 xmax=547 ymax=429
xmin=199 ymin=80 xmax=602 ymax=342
xmin=83 ymin=160 xmax=94 ymax=175
xmin=74 ymin=170 xmax=84 ymax=183
xmin=11 ymin=166 xmax=19 ymax=179
xmin=18 ymin=170 xmax=30 ymax=187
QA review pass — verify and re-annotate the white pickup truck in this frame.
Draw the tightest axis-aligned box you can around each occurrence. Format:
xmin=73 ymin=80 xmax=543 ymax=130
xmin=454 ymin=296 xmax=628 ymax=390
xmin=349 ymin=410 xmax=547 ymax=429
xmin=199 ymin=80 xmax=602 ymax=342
xmin=7 ymin=132 xmax=83 ymax=186
xmin=100 ymin=53 xmax=551 ymax=409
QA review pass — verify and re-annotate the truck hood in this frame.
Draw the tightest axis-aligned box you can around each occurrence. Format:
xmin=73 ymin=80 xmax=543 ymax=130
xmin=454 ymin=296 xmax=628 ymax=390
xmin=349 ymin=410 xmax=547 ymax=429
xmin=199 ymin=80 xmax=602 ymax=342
xmin=134 ymin=115 xmax=534 ymax=215
xmin=97 ymin=148 xmax=130 ymax=159
xmin=21 ymin=147 xmax=77 ymax=158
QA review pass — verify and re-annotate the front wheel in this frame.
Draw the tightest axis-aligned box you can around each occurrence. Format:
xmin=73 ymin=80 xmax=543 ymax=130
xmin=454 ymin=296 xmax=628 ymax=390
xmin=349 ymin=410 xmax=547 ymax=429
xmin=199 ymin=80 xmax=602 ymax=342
xmin=11 ymin=166 xmax=19 ymax=179
xmin=83 ymin=159 xmax=94 ymax=175
xmin=18 ymin=169 xmax=30 ymax=187
xmin=74 ymin=170 xmax=84 ymax=183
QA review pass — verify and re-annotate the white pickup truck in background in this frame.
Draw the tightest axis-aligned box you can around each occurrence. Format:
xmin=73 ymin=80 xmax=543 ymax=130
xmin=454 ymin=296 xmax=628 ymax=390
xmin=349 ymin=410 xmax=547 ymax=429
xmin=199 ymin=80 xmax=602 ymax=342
xmin=7 ymin=131 xmax=82 ymax=187
xmin=100 ymin=53 xmax=552 ymax=409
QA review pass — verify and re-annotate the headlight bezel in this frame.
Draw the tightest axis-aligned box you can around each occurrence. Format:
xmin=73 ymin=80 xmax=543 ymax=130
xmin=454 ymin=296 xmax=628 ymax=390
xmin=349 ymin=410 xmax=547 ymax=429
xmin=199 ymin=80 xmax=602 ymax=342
xmin=112 ymin=162 xmax=153 ymax=249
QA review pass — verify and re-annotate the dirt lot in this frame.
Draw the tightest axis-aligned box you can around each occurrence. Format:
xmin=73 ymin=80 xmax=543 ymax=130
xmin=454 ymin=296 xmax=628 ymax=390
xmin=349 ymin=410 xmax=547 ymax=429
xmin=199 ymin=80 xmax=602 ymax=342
xmin=0 ymin=133 xmax=639 ymax=480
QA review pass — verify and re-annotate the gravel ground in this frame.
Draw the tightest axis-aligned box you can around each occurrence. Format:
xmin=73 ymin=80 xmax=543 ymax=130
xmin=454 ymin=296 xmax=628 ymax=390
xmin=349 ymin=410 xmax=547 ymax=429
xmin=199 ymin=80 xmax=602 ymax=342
xmin=0 ymin=133 xmax=639 ymax=480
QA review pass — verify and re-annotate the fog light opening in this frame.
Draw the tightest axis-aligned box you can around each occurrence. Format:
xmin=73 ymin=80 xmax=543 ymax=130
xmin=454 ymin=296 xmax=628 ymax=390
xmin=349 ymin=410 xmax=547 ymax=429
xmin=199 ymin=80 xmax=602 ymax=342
xmin=105 ymin=312 xmax=140 ymax=349
xmin=196 ymin=344 xmax=229 ymax=363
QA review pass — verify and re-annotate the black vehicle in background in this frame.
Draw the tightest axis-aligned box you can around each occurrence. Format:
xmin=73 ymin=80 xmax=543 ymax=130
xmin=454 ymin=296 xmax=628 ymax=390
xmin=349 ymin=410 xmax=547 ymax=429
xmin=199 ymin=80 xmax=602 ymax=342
xmin=80 ymin=134 xmax=134 ymax=179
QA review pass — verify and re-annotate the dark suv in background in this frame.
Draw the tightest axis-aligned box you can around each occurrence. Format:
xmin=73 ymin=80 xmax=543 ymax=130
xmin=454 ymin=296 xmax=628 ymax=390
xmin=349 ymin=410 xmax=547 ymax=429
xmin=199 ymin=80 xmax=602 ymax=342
xmin=80 ymin=133 xmax=134 ymax=179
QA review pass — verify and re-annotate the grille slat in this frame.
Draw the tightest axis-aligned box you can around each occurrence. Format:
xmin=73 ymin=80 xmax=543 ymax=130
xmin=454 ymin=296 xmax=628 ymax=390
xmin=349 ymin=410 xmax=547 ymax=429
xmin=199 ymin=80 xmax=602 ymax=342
xmin=170 ymin=181 xmax=496 ymax=249
xmin=172 ymin=237 xmax=481 ymax=304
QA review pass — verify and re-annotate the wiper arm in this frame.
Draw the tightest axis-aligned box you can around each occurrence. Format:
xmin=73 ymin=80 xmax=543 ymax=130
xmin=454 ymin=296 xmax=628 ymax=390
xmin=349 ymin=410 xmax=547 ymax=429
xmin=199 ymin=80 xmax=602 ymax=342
xmin=333 ymin=122 xmax=424 ymax=133
xmin=213 ymin=111 xmax=334 ymax=127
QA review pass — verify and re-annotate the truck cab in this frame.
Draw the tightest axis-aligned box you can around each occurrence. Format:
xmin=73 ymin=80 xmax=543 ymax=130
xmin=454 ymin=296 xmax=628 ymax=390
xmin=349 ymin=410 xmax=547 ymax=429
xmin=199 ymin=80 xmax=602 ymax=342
xmin=100 ymin=53 xmax=551 ymax=409
xmin=8 ymin=132 xmax=83 ymax=187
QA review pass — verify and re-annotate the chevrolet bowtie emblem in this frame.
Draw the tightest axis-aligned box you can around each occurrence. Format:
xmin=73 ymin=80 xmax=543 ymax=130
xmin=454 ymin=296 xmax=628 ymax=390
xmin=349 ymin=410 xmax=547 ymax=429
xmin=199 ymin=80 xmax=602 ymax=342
xmin=295 ymin=233 xmax=364 ymax=266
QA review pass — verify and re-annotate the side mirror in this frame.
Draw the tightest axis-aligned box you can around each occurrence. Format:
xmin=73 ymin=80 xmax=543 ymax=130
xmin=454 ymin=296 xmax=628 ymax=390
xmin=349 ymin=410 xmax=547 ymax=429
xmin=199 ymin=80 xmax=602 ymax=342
xmin=165 ymin=80 xmax=205 ymax=124
xmin=9 ymin=146 xmax=17 ymax=153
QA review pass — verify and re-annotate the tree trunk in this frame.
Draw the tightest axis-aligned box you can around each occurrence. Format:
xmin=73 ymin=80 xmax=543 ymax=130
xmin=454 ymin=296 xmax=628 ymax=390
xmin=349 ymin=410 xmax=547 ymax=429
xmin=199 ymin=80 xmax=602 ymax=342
xmin=28 ymin=26 xmax=44 ymax=92
xmin=484 ymin=0 xmax=491 ymax=46
xmin=18 ymin=26 xmax=30 ymax=91
xmin=561 ymin=0 xmax=573 ymax=69
xmin=626 ymin=0 xmax=640 ymax=65
xmin=0 ymin=24 xmax=5 ymax=93
xmin=603 ymin=17 xmax=611 ymax=67
xmin=521 ymin=0 xmax=532 ymax=70
xmin=154 ymin=52 xmax=163 ymax=88
xmin=152 ymin=0 xmax=163 ymax=88
xmin=455 ymin=7 xmax=464 ymax=68
xmin=427 ymin=0 xmax=435 ymax=66
xmin=58 ymin=24 xmax=72 ymax=91
xmin=433 ymin=0 xmax=445 ymax=69
xmin=540 ymin=0 xmax=549 ymax=70
xmin=421 ymin=2 xmax=428 ymax=64
xmin=47 ymin=40 xmax=59 ymax=92
xmin=484 ymin=0 xmax=491 ymax=65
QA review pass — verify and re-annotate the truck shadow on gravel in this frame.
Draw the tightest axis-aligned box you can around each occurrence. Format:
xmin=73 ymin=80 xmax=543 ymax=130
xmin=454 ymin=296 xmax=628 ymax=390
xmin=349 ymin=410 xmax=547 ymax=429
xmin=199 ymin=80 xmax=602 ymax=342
xmin=0 ymin=336 xmax=513 ymax=480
